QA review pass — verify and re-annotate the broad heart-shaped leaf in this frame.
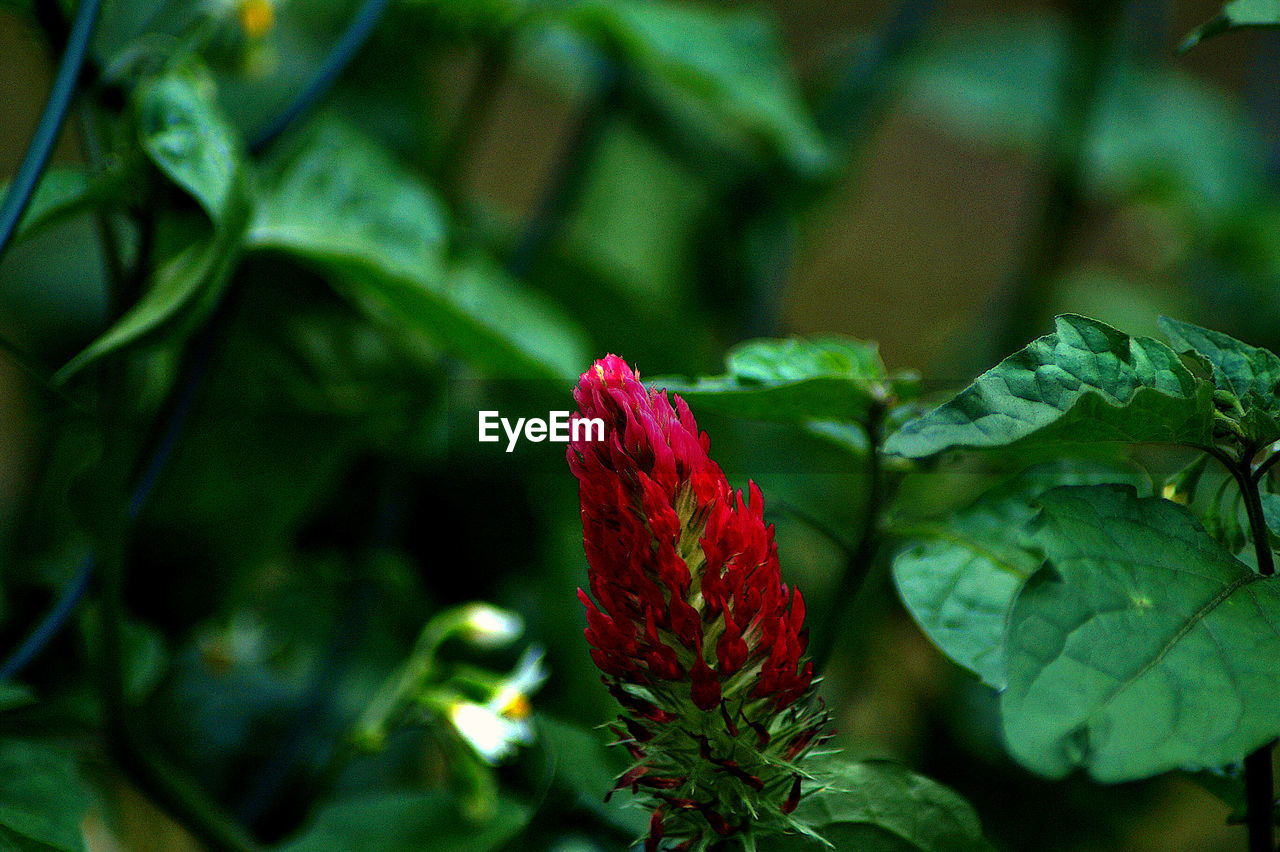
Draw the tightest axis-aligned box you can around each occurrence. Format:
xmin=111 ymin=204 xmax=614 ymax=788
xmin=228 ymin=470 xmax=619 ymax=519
xmin=135 ymin=60 xmax=241 ymax=223
xmin=1159 ymin=316 xmax=1280 ymax=444
xmin=0 ymin=739 xmax=90 ymax=851
xmin=247 ymin=120 xmax=584 ymax=380
xmin=1182 ymin=0 xmax=1280 ymax=50
xmin=556 ymin=0 xmax=829 ymax=176
xmin=276 ymin=791 xmax=529 ymax=852
xmin=885 ymin=315 xmax=1217 ymax=458
xmin=892 ymin=460 xmax=1149 ymax=688
xmin=758 ymin=758 xmax=991 ymax=851
xmin=1002 ymin=484 xmax=1280 ymax=782
xmin=653 ymin=336 xmax=896 ymax=423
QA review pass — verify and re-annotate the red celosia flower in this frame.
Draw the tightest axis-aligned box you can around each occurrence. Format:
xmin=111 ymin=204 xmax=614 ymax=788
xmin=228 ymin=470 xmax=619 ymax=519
xmin=568 ymin=355 xmax=828 ymax=848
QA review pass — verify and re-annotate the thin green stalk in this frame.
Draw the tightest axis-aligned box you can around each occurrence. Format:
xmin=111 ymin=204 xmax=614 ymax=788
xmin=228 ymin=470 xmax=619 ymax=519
xmin=812 ymin=401 xmax=886 ymax=672
xmin=1230 ymin=446 xmax=1275 ymax=852
xmin=437 ymin=40 xmax=510 ymax=205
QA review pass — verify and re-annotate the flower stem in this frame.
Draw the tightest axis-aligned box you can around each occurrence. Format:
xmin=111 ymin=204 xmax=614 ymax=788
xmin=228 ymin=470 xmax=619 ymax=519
xmin=1233 ymin=449 xmax=1275 ymax=852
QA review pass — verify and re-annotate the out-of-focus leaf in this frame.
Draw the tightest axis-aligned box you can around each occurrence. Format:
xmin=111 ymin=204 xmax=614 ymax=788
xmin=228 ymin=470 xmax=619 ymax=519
xmin=135 ymin=60 xmax=241 ymax=223
xmin=0 ymin=739 xmax=89 ymax=852
xmin=537 ymin=715 xmax=648 ymax=836
xmin=0 ymin=684 xmax=35 ymax=714
xmin=892 ymin=460 xmax=1148 ymax=688
xmin=1182 ymin=0 xmax=1280 ymax=50
xmin=0 ymin=167 xmax=128 ymax=243
xmin=655 ymin=336 xmax=900 ymax=423
xmin=54 ymin=232 xmax=238 ymax=383
xmin=277 ymin=791 xmax=529 ymax=852
xmin=903 ymin=14 xmax=1266 ymax=219
xmin=884 ymin=315 xmax=1217 ymax=458
xmin=1159 ymin=316 xmax=1280 ymax=444
xmin=1003 ymin=485 xmax=1280 ymax=782
xmin=759 ymin=758 xmax=991 ymax=851
xmin=248 ymin=121 xmax=585 ymax=380
xmin=555 ymin=0 xmax=829 ymax=175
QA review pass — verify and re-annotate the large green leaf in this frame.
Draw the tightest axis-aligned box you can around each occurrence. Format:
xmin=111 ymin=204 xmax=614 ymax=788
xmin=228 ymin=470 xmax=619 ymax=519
xmin=277 ymin=791 xmax=529 ymax=852
xmin=1002 ymin=484 xmax=1280 ymax=782
xmin=135 ymin=61 xmax=241 ymax=223
xmin=892 ymin=461 xmax=1148 ymax=688
xmin=556 ymin=0 xmax=829 ymax=175
xmin=247 ymin=121 xmax=585 ymax=380
xmin=655 ymin=336 xmax=898 ymax=423
xmin=759 ymin=758 xmax=991 ymax=851
xmin=0 ymin=740 xmax=89 ymax=852
xmin=884 ymin=315 xmax=1217 ymax=458
xmin=1159 ymin=316 xmax=1280 ymax=444
xmin=1182 ymin=0 xmax=1280 ymax=50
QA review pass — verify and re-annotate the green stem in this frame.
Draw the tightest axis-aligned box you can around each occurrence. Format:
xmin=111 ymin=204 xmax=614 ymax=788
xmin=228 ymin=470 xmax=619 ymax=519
xmin=437 ymin=39 xmax=510 ymax=206
xmin=1232 ymin=449 xmax=1275 ymax=852
xmin=812 ymin=401 xmax=886 ymax=672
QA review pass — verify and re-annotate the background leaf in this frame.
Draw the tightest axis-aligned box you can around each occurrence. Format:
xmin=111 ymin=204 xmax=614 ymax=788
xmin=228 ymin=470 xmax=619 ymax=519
xmin=135 ymin=61 xmax=241 ymax=223
xmin=1002 ymin=484 xmax=1280 ymax=782
xmin=0 ymin=739 xmax=89 ymax=852
xmin=276 ymin=791 xmax=529 ymax=852
xmin=248 ymin=121 xmax=585 ymax=380
xmin=884 ymin=315 xmax=1217 ymax=458
xmin=654 ymin=336 xmax=897 ymax=423
xmin=759 ymin=758 xmax=991 ymax=851
xmin=1182 ymin=0 xmax=1280 ymax=50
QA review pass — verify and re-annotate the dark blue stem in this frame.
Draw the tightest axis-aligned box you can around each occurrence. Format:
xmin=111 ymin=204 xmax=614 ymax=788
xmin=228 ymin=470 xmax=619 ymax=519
xmin=249 ymin=0 xmax=393 ymax=154
xmin=0 ymin=0 xmax=102 ymax=267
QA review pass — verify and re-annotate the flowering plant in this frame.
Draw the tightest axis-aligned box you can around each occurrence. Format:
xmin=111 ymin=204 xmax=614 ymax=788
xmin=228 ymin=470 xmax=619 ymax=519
xmin=568 ymin=355 xmax=831 ymax=849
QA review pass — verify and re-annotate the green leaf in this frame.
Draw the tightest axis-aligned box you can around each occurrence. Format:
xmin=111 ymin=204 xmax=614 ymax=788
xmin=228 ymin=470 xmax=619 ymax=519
xmin=0 ymin=740 xmax=89 ymax=852
xmin=884 ymin=315 xmax=1217 ymax=458
xmin=0 ymin=685 xmax=35 ymax=714
xmin=54 ymin=230 xmax=240 ymax=383
xmin=557 ymin=1 xmax=829 ymax=175
xmin=1002 ymin=484 xmax=1280 ymax=782
xmin=0 ymin=167 xmax=123 ymax=243
xmin=1159 ymin=316 xmax=1280 ymax=444
xmin=537 ymin=715 xmax=648 ymax=836
xmin=760 ymin=758 xmax=991 ymax=851
xmin=248 ymin=121 xmax=585 ymax=380
xmin=135 ymin=61 xmax=241 ymax=222
xmin=1182 ymin=0 xmax=1280 ymax=50
xmin=655 ymin=336 xmax=897 ymax=423
xmin=276 ymin=791 xmax=529 ymax=852
xmin=892 ymin=460 xmax=1148 ymax=688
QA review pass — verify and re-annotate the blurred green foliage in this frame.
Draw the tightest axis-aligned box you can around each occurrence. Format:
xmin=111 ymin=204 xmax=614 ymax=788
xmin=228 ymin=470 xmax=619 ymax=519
xmin=0 ymin=0 xmax=1278 ymax=850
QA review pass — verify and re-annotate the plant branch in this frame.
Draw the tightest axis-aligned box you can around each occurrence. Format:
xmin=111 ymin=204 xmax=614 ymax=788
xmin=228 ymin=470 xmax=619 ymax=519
xmin=0 ymin=0 xmax=101 ymax=266
xmin=811 ymin=401 xmax=886 ymax=672
xmin=1232 ymin=447 xmax=1276 ymax=852
xmin=249 ymin=0 xmax=392 ymax=154
xmin=437 ymin=39 xmax=511 ymax=205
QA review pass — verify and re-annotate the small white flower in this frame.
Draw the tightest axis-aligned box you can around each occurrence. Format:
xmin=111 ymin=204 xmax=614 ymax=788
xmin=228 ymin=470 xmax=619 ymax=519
xmin=458 ymin=604 xmax=524 ymax=649
xmin=447 ymin=701 xmax=534 ymax=765
xmin=446 ymin=646 xmax=549 ymax=765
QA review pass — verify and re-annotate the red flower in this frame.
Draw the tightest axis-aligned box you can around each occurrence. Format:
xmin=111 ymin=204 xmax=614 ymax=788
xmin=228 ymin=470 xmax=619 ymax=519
xmin=568 ymin=355 xmax=827 ymax=848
